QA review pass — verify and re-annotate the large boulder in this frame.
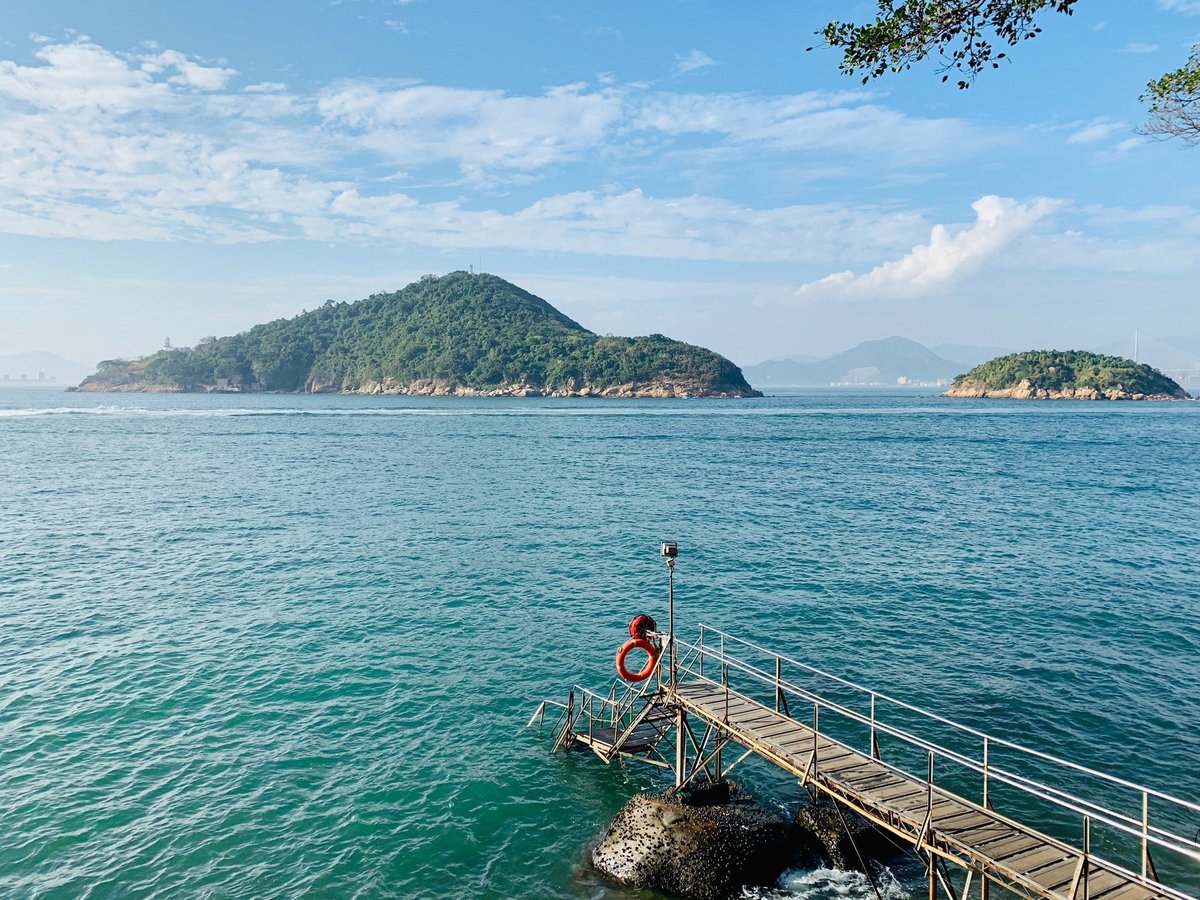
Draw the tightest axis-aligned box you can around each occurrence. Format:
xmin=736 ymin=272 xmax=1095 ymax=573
xmin=791 ymin=796 xmax=897 ymax=871
xmin=591 ymin=781 xmax=790 ymax=899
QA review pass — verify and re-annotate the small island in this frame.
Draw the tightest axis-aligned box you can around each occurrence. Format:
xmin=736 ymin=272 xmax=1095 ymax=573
xmin=944 ymin=350 xmax=1190 ymax=400
xmin=73 ymin=272 xmax=761 ymax=398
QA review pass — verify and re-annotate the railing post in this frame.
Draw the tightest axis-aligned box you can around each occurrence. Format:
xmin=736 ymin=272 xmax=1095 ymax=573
xmin=699 ymin=625 xmax=705 ymax=679
xmin=982 ymin=736 xmax=989 ymax=810
xmin=869 ymin=693 xmax=878 ymax=758
xmin=675 ymin=708 xmax=686 ymax=788
xmin=1083 ymin=814 xmax=1091 ymax=900
xmin=926 ymin=750 xmax=935 ymax=827
xmin=1141 ymin=791 xmax=1149 ymax=880
xmin=775 ymin=655 xmax=782 ymax=713
xmin=812 ymin=702 xmax=820 ymax=777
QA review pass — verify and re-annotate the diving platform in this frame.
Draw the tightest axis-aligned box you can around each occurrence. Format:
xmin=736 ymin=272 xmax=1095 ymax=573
xmin=530 ymin=623 xmax=1200 ymax=900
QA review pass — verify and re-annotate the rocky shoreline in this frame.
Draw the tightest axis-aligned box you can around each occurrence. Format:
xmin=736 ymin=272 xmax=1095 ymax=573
xmin=74 ymin=376 xmax=758 ymax=398
xmin=944 ymin=380 xmax=1188 ymax=400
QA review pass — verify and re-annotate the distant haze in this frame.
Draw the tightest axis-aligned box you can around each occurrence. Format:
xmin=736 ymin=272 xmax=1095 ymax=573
xmin=0 ymin=352 xmax=90 ymax=387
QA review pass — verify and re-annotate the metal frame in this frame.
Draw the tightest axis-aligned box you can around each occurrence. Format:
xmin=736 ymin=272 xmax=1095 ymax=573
xmin=677 ymin=626 xmax=1200 ymax=900
xmin=528 ymin=623 xmax=1200 ymax=900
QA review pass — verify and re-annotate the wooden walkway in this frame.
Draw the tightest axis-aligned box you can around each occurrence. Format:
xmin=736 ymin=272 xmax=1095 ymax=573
xmin=675 ymin=678 xmax=1169 ymax=900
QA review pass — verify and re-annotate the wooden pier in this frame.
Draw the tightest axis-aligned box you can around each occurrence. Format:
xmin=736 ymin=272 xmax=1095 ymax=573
xmin=530 ymin=624 xmax=1200 ymax=900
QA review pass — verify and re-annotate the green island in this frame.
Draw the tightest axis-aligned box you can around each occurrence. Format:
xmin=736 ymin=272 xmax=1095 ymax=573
xmin=944 ymin=350 xmax=1190 ymax=400
xmin=73 ymin=272 xmax=760 ymax=398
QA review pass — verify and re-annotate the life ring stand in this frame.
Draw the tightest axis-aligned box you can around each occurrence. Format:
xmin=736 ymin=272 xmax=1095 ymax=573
xmin=616 ymin=638 xmax=659 ymax=682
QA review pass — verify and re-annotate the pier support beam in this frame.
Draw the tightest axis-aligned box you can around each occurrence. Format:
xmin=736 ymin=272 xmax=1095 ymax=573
xmin=676 ymin=708 xmax=687 ymax=787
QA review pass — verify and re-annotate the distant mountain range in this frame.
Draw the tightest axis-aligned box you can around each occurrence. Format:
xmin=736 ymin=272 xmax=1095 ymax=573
xmin=742 ymin=337 xmax=974 ymax=388
xmin=0 ymin=351 xmax=91 ymax=386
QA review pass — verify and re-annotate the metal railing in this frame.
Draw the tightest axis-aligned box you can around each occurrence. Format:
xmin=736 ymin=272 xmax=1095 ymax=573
xmin=679 ymin=624 xmax=1200 ymax=900
xmin=527 ymin=664 xmax=663 ymax=757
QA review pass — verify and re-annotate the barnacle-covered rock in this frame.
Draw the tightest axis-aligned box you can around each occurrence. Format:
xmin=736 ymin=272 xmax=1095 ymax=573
xmin=591 ymin=781 xmax=789 ymax=899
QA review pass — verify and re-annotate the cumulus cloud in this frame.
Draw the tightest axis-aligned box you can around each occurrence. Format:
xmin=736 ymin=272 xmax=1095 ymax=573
xmin=673 ymin=49 xmax=716 ymax=74
xmin=795 ymin=196 xmax=1067 ymax=301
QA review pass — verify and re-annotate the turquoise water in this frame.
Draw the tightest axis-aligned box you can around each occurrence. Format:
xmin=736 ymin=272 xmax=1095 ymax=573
xmin=2 ymin=389 xmax=1198 ymax=899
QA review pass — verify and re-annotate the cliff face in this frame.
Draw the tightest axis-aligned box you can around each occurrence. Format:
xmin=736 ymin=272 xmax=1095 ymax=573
xmin=944 ymin=350 xmax=1189 ymax=401
xmin=74 ymin=273 xmax=761 ymax=399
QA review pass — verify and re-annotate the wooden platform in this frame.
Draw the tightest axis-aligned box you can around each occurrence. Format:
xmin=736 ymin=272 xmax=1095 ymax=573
xmin=675 ymin=679 xmax=1170 ymax=900
xmin=571 ymin=708 xmax=674 ymax=758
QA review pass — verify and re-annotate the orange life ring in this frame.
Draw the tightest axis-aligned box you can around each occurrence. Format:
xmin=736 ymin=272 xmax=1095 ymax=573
xmin=616 ymin=638 xmax=658 ymax=682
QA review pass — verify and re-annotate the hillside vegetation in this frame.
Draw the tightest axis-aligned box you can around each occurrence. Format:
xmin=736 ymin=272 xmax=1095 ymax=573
xmin=946 ymin=350 xmax=1188 ymax=400
xmin=76 ymin=272 xmax=759 ymax=398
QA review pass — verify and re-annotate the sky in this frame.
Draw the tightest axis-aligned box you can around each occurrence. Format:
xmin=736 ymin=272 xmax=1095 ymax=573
xmin=0 ymin=0 xmax=1198 ymax=369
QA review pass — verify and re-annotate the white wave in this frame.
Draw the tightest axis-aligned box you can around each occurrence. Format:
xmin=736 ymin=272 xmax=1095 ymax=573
xmin=760 ymin=865 xmax=909 ymax=900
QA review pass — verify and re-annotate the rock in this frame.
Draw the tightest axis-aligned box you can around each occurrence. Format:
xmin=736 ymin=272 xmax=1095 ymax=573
xmin=591 ymin=781 xmax=790 ymax=900
xmin=791 ymin=796 xmax=896 ymax=871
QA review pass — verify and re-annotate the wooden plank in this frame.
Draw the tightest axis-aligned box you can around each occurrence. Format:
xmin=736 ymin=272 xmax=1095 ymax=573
xmin=941 ymin=822 xmax=1014 ymax=847
xmin=1026 ymin=858 xmax=1084 ymax=894
xmin=935 ymin=810 xmax=996 ymax=832
xmin=889 ymin=791 xmax=963 ymax=815
xmin=1005 ymin=846 xmax=1074 ymax=875
xmin=751 ymin=721 xmax=810 ymax=740
xmin=819 ymin=757 xmax=882 ymax=779
xmin=1090 ymin=884 xmax=1158 ymax=900
xmin=1085 ymin=872 xmax=1154 ymax=900
xmin=843 ymin=768 xmax=901 ymax=785
xmin=979 ymin=833 xmax=1043 ymax=860
xmin=868 ymin=782 xmax=928 ymax=804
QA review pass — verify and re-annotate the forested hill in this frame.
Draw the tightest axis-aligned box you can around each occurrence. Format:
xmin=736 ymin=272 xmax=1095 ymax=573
xmin=945 ymin=350 xmax=1189 ymax=400
xmin=75 ymin=272 xmax=760 ymax=398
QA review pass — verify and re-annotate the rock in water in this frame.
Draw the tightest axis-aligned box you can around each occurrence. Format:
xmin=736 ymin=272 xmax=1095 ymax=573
xmin=792 ymin=796 xmax=895 ymax=871
xmin=591 ymin=781 xmax=789 ymax=899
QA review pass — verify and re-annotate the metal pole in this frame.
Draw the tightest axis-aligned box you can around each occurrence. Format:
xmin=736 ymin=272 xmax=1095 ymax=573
xmin=775 ymin=656 xmax=782 ymax=713
xmin=982 ymin=737 xmax=989 ymax=809
xmin=1083 ymin=815 xmax=1091 ymax=900
xmin=870 ymin=693 xmax=877 ymax=758
xmin=675 ymin=708 xmax=686 ymax=788
xmin=813 ymin=702 xmax=820 ymax=778
xmin=668 ymin=558 xmax=676 ymax=692
xmin=699 ymin=624 xmax=705 ymax=679
xmin=1141 ymin=791 xmax=1149 ymax=880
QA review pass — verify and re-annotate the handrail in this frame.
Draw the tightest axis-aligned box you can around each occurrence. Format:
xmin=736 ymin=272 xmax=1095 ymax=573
xmin=699 ymin=624 xmax=1200 ymax=816
xmin=678 ymin=632 xmax=1200 ymax=871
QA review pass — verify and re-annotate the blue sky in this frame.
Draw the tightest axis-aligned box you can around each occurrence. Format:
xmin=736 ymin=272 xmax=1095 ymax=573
xmin=1 ymin=0 xmax=1198 ymax=368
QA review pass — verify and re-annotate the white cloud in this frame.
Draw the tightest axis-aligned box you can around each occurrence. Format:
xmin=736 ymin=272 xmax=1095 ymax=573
xmin=383 ymin=20 xmax=409 ymax=33
xmin=1157 ymin=0 xmax=1200 ymax=14
xmin=143 ymin=49 xmax=237 ymax=89
xmin=633 ymin=91 xmax=983 ymax=162
xmin=316 ymin=81 xmax=625 ymax=175
xmin=673 ymin=49 xmax=716 ymax=74
xmin=795 ymin=196 xmax=1067 ymax=301
xmin=244 ymin=81 xmax=288 ymax=93
xmin=1119 ymin=42 xmax=1160 ymax=54
xmin=1067 ymin=118 xmax=1125 ymax=144
xmin=0 ymin=36 xmax=1059 ymax=267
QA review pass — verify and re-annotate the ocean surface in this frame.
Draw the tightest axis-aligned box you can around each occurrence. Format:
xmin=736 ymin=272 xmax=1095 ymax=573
xmin=2 ymin=387 xmax=1198 ymax=899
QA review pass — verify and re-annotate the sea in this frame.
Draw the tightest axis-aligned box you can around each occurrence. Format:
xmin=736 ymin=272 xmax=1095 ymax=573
xmin=1 ymin=387 xmax=1198 ymax=900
